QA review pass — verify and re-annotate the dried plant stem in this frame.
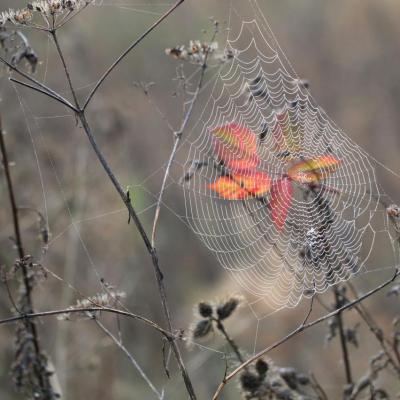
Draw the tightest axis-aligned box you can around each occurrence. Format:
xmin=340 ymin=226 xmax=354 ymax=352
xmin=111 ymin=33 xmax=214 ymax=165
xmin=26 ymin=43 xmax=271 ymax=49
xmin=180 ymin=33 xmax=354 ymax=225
xmin=213 ymin=318 xmax=245 ymax=364
xmin=0 ymin=116 xmax=53 ymax=398
xmin=0 ymin=307 xmax=169 ymax=336
xmin=151 ymin=28 xmax=216 ymax=246
xmin=212 ymin=269 xmax=400 ymax=400
xmin=333 ymin=287 xmax=353 ymax=388
xmin=77 ymin=111 xmax=197 ymax=399
xmin=0 ymin=55 xmax=77 ymax=112
xmin=50 ymin=29 xmax=80 ymax=108
xmin=83 ymin=0 xmax=185 ymax=110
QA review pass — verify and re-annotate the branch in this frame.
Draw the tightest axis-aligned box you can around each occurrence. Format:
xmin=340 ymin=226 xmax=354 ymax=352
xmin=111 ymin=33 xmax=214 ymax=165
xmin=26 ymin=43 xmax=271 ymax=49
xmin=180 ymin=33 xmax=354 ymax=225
xmin=50 ymin=29 xmax=80 ymax=108
xmin=9 ymin=77 xmax=78 ymax=112
xmin=0 ymin=55 xmax=77 ymax=112
xmin=0 ymin=307 xmax=170 ymax=338
xmin=212 ymin=269 xmax=400 ymax=400
xmin=83 ymin=0 xmax=185 ymax=110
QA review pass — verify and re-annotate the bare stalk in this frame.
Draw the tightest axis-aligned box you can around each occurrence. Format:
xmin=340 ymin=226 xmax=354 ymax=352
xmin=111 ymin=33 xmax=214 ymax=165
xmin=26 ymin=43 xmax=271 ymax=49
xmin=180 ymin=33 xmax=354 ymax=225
xmin=50 ymin=28 xmax=80 ymax=108
xmin=212 ymin=269 xmax=400 ymax=400
xmin=0 ymin=55 xmax=77 ymax=112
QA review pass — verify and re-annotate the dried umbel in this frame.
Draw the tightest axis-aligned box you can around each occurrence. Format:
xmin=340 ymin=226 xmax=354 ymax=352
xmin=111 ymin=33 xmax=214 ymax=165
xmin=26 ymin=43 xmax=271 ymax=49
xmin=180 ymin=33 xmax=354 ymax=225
xmin=0 ymin=1 xmax=94 ymax=27
xmin=166 ymin=40 xmax=236 ymax=65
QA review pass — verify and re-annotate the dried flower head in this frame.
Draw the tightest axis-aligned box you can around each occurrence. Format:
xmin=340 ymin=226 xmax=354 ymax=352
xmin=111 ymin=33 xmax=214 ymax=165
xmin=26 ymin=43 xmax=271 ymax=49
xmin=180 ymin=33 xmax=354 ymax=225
xmin=191 ymin=319 xmax=212 ymax=339
xmin=1 ymin=1 xmax=94 ymax=27
xmin=165 ymin=40 xmax=236 ymax=65
xmin=57 ymin=290 xmax=126 ymax=320
xmin=216 ymin=295 xmax=242 ymax=320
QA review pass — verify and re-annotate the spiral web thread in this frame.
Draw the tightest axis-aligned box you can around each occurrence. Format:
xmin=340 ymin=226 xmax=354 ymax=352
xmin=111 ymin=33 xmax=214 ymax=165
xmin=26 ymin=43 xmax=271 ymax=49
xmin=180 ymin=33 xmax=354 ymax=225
xmin=179 ymin=0 xmax=398 ymax=313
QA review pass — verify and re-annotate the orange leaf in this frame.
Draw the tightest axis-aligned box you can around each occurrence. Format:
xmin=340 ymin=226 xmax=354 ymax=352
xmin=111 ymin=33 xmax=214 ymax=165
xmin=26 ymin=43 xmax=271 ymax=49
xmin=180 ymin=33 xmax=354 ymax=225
xmin=270 ymin=177 xmax=293 ymax=231
xmin=288 ymin=155 xmax=341 ymax=184
xmin=212 ymin=123 xmax=260 ymax=172
xmin=209 ymin=172 xmax=271 ymax=200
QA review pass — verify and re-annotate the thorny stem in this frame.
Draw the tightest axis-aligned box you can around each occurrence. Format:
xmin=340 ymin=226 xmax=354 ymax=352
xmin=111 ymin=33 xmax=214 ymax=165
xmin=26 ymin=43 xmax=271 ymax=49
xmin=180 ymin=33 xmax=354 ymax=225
xmin=334 ymin=287 xmax=353 ymax=389
xmin=83 ymin=0 xmax=186 ymax=110
xmin=151 ymin=25 xmax=218 ymax=247
xmin=0 ymin=116 xmax=53 ymax=398
xmin=212 ymin=269 xmax=400 ymax=400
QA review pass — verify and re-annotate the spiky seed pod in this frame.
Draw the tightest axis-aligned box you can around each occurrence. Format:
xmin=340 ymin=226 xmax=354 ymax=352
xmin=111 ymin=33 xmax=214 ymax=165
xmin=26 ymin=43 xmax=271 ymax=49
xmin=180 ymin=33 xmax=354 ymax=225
xmin=192 ymin=319 xmax=212 ymax=339
xmin=198 ymin=302 xmax=213 ymax=318
xmin=255 ymin=359 xmax=269 ymax=379
xmin=216 ymin=297 xmax=240 ymax=320
xmin=240 ymin=371 xmax=261 ymax=393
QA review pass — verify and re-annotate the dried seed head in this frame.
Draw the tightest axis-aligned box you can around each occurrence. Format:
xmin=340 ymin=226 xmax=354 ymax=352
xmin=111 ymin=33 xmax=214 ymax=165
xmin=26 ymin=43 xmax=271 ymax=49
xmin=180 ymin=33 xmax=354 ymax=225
xmin=198 ymin=302 xmax=213 ymax=318
xmin=192 ymin=319 xmax=212 ymax=339
xmin=255 ymin=359 xmax=269 ymax=378
xmin=216 ymin=296 xmax=241 ymax=320
xmin=240 ymin=371 xmax=261 ymax=393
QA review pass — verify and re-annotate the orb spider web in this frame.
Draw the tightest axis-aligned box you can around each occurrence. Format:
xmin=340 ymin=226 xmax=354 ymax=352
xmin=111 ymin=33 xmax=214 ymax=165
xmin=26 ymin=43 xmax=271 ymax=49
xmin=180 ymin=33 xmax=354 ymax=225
xmin=179 ymin=0 xmax=399 ymax=312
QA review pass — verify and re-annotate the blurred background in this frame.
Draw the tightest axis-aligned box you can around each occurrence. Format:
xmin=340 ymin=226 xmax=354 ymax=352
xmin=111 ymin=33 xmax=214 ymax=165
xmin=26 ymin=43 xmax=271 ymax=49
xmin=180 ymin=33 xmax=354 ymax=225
xmin=1 ymin=1 xmax=400 ymax=399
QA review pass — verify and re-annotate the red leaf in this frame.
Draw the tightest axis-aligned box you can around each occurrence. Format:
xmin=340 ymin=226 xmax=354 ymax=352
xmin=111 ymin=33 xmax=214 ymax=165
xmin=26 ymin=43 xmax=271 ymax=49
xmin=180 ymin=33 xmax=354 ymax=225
xmin=269 ymin=177 xmax=293 ymax=231
xmin=209 ymin=172 xmax=271 ymax=200
xmin=211 ymin=123 xmax=260 ymax=172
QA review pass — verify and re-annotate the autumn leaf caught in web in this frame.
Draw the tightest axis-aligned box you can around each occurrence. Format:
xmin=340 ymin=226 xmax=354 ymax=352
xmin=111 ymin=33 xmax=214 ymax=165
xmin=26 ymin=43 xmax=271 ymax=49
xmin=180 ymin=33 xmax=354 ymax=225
xmin=288 ymin=155 xmax=341 ymax=184
xmin=212 ymin=123 xmax=260 ymax=172
xmin=269 ymin=177 xmax=293 ymax=231
xmin=209 ymin=172 xmax=271 ymax=200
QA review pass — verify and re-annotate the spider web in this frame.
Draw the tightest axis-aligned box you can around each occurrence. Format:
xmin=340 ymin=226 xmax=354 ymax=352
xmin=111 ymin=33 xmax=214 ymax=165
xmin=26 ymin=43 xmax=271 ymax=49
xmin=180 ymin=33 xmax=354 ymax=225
xmin=174 ymin=0 xmax=400 ymax=313
xmin=2 ymin=1 xmax=400 ymax=398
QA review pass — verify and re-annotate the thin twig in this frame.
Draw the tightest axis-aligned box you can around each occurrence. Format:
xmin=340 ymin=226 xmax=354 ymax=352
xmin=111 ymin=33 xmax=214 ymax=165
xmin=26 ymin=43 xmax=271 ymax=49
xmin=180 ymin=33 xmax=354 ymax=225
xmin=213 ymin=318 xmax=245 ymax=364
xmin=83 ymin=0 xmax=185 ymax=110
xmin=212 ymin=269 xmax=400 ymax=400
xmin=9 ymin=78 xmax=78 ymax=112
xmin=95 ymin=319 xmax=163 ymax=400
xmin=50 ymin=29 xmax=80 ymax=108
xmin=0 ymin=55 xmax=76 ymax=111
xmin=0 ymin=307 xmax=170 ymax=337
